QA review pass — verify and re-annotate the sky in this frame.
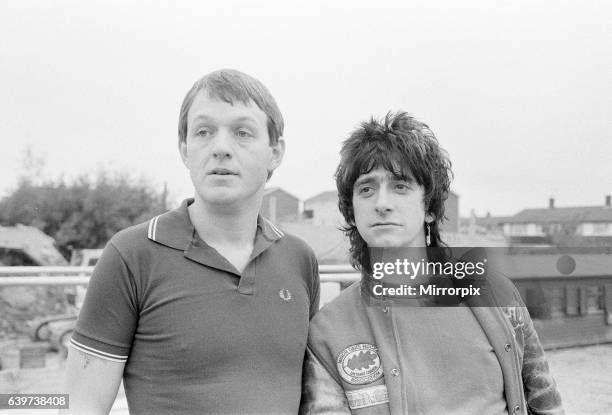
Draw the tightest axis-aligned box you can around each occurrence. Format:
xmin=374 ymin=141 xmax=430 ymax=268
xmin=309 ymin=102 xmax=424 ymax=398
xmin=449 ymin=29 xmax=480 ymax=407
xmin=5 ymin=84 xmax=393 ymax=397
xmin=0 ymin=0 xmax=610 ymax=217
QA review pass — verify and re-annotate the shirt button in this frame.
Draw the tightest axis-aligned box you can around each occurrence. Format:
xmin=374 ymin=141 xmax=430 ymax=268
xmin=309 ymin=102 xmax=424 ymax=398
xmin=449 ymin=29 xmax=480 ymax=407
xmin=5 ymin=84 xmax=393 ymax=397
xmin=513 ymin=404 xmax=521 ymax=413
xmin=391 ymin=368 xmax=400 ymax=376
xmin=504 ymin=343 xmax=512 ymax=352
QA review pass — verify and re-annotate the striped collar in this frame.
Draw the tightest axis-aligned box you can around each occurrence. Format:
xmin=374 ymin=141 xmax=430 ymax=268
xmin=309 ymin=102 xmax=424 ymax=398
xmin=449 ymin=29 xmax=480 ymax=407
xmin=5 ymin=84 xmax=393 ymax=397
xmin=147 ymin=198 xmax=284 ymax=250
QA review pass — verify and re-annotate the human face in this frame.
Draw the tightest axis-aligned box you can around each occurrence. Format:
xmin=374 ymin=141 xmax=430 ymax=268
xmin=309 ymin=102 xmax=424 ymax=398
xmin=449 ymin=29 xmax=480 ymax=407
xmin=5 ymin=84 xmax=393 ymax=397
xmin=352 ymin=167 xmax=433 ymax=247
xmin=179 ymin=92 xmax=284 ymax=207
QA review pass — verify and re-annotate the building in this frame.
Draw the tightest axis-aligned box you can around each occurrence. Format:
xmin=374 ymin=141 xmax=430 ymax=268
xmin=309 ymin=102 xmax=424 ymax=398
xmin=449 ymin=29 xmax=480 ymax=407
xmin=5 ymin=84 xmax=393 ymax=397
xmin=260 ymin=187 xmax=300 ymax=223
xmin=302 ymin=191 xmax=342 ymax=226
xmin=501 ymin=196 xmax=612 ymax=245
xmin=303 ymin=190 xmax=460 ymax=232
xmin=442 ymin=191 xmax=459 ymax=233
xmin=460 ymin=212 xmax=512 ymax=236
xmin=497 ymin=251 xmax=612 ymax=349
xmin=278 ymin=222 xmax=351 ymax=265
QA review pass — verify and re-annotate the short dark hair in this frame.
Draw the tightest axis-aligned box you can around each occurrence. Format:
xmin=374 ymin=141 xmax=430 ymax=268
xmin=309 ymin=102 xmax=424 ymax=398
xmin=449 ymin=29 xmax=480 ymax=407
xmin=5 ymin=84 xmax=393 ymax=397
xmin=335 ymin=111 xmax=453 ymax=272
xmin=178 ymin=69 xmax=284 ymax=145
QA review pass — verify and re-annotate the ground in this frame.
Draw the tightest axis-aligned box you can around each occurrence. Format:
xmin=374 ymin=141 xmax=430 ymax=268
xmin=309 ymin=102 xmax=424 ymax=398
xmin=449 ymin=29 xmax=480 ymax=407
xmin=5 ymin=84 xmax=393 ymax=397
xmin=547 ymin=343 xmax=612 ymax=415
xmin=0 ymin=344 xmax=610 ymax=414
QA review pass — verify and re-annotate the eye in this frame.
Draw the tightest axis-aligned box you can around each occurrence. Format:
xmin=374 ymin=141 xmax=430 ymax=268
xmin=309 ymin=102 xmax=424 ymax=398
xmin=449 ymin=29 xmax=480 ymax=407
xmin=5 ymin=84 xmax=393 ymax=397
xmin=195 ymin=128 xmax=212 ymax=137
xmin=358 ymin=186 xmax=374 ymax=195
xmin=394 ymin=182 xmax=411 ymax=192
xmin=236 ymin=128 xmax=253 ymax=138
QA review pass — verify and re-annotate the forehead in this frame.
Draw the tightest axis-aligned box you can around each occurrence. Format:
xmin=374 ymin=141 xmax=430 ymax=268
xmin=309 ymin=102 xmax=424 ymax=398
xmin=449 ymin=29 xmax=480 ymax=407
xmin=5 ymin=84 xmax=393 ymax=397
xmin=187 ymin=91 xmax=268 ymax=126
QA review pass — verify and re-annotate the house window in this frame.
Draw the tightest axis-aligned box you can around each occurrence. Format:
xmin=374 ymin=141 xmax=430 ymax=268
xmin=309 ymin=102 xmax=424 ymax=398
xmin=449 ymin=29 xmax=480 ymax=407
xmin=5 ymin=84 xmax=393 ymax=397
xmin=593 ymin=223 xmax=611 ymax=236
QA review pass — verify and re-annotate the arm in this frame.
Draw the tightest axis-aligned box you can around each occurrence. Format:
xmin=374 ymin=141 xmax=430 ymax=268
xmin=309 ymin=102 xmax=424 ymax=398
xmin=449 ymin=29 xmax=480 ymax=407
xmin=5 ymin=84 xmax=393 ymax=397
xmin=300 ymin=347 xmax=351 ymax=415
xmin=61 ymin=241 xmax=137 ymax=414
xmin=520 ymin=306 xmax=565 ymax=414
xmin=61 ymin=348 xmax=125 ymax=415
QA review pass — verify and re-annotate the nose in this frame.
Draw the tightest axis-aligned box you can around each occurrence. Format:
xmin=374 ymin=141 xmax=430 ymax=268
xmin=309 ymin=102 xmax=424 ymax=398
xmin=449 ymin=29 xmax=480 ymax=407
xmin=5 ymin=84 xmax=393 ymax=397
xmin=211 ymin=129 xmax=233 ymax=160
xmin=374 ymin=187 xmax=393 ymax=214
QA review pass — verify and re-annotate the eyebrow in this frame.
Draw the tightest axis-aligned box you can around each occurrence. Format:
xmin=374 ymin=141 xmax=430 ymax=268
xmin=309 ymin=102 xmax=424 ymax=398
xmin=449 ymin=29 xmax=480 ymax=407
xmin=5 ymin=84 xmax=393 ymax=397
xmin=232 ymin=116 xmax=259 ymax=124
xmin=391 ymin=172 xmax=416 ymax=183
xmin=353 ymin=171 xmax=415 ymax=188
xmin=353 ymin=176 xmax=377 ymax=188
xmin=191 ymin=115 xmax=259 ymax=124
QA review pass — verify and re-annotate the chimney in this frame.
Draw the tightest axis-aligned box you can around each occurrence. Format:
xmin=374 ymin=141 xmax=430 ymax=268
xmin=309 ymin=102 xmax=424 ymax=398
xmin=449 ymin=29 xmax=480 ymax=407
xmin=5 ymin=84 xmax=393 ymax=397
xmin=606 ymin=195 xmax=611 ymax=207
xmin=549 ymin=198 xmax=555 ymax=209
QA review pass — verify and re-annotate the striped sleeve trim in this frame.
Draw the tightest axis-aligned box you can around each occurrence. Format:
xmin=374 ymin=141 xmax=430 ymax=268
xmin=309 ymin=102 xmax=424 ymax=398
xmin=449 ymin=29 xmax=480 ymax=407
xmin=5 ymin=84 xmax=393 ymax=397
xmin=69 ymin=338 xmax=129 ymax=363
xmin=264 ymin=218 xmax=285 ymax=238
xmin=147 ymin=215 xmax=161 ymax=242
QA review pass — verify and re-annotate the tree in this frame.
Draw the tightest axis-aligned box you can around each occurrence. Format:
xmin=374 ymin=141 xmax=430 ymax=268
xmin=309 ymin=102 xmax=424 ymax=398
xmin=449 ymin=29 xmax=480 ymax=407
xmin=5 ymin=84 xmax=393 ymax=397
xmin=0 ymin=172 xmax=169 ymax=259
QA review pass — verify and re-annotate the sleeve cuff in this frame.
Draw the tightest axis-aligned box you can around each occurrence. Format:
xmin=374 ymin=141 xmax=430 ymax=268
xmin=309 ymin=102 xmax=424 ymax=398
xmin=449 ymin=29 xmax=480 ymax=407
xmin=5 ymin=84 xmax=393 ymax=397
xmin=69 ymin=332 xmax=130 ymax=363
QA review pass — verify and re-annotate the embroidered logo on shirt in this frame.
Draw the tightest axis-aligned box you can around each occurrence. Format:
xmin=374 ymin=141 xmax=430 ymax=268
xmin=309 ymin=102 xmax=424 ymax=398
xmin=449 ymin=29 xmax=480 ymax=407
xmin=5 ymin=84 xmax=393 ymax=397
xmin=346 ymin=385 xmax=389 ymax=410
xmin=279 ymin=289 xmax=292 ymax=302
xmin=337 ymin=343 xmax=384 ymax=385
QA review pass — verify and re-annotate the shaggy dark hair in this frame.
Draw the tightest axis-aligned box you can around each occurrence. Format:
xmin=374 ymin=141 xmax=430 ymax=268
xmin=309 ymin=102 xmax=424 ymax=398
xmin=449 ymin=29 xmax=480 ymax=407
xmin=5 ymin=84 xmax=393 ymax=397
xmin=335 ymin=111 xmax=453 ymax=273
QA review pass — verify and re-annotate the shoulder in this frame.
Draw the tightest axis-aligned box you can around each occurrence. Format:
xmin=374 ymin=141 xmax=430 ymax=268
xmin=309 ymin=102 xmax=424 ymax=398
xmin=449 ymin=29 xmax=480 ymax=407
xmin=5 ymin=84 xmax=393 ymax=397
xmin=486 ymin=269 xmax=524 ymax=305
xmin=266 ymin=228 xmax=319 ymax=275
xmin=106 ymin=219 xmax=155 ymax=257
xmin=279 ymin=232 xmax=317 ymax=259
xmin=310 ymin=282 xmax=363 ymax=333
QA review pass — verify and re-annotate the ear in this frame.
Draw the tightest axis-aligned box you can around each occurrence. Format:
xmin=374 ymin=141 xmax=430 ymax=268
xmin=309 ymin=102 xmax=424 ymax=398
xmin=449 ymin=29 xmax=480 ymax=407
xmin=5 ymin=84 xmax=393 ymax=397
xmin=268 ymin=139 xmax=285 ymax=171
xmin=178 ymin=140 xmax=188 ymax=166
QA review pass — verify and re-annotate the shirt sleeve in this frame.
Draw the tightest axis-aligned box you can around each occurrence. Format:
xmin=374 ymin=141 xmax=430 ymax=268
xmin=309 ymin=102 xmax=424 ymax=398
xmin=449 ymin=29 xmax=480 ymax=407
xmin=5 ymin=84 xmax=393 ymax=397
xmin=300 ymin=347 xmax=351 ymax=415
xmin=520 ymin=304 xmax=565 ymax=414
xmin=70 ymin=241 xmax=138 ymax=363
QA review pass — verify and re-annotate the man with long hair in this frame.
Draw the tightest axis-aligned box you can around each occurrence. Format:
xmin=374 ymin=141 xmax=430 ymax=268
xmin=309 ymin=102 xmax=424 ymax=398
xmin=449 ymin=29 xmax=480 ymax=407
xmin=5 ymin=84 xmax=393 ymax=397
xmin=300 ymin=112 xmax=563 ymax=414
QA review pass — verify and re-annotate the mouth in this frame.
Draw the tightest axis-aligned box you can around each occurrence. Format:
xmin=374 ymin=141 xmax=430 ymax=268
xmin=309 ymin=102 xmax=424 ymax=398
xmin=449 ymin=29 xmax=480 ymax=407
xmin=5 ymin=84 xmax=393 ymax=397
xmin=371 ymin=222 xmax=401 ymax=228
xmin=207 ymin=168 xmax=238 ymax=176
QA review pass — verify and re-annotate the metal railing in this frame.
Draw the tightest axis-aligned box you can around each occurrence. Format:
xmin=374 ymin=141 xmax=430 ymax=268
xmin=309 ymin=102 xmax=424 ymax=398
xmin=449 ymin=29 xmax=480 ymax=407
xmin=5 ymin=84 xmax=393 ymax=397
xmin=0 ymin=265 xmax=360 ymax=286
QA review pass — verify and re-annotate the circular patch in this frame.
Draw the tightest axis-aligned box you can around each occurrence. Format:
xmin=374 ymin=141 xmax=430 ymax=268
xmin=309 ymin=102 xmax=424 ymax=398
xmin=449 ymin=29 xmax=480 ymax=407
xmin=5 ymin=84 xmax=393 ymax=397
xmin=336 ymin=343 xmax=384 ymax=385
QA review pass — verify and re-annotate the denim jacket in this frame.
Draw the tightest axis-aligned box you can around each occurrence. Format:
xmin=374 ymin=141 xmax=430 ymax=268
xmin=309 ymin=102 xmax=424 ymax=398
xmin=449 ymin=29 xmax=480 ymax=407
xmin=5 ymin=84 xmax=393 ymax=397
xmin=300 ymin=276 xmax=564 ymax=415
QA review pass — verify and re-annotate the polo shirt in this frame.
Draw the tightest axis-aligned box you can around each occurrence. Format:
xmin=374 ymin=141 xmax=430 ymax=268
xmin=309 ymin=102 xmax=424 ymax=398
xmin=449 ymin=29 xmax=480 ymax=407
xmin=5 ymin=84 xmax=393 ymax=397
xmin=71 ymin=199 xmax=320 ymax=414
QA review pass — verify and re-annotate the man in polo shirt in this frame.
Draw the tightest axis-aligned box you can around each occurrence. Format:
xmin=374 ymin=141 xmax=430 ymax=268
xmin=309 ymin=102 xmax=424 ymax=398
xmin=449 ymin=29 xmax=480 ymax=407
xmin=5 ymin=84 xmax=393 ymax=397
xmin=63 ymin=69 xmax=320 ymax=414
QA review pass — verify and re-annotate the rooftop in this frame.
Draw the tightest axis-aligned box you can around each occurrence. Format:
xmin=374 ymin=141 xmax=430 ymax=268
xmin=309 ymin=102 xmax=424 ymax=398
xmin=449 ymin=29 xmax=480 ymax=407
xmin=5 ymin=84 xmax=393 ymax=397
xmin=504 ymin=206 xmax=612 ymax=224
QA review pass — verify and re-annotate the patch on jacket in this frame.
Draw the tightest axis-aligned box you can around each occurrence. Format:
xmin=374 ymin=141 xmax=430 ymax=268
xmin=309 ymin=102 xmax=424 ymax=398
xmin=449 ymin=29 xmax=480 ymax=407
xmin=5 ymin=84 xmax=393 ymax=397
xmin=502 ymin=306 xmax=525 ymax=335
xmin=336 ymin=343 xmax=384 ymax=385
xmin=346 ymin=385 xmax=389 ymax=410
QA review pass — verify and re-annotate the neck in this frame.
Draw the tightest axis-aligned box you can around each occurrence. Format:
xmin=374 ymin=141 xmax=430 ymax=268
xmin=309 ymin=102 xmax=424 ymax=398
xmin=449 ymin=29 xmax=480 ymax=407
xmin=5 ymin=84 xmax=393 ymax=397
xmin=188 ymin=194 xmax=261 ymax=247
xmin=373 ymin=245 xmax=430 ymax=285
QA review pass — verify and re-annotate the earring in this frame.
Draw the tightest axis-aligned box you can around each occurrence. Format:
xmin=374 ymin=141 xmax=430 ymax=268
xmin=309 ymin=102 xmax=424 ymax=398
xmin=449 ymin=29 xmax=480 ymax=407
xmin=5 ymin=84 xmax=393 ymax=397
xmin=426 ymin=223 xmax=431 ymax=246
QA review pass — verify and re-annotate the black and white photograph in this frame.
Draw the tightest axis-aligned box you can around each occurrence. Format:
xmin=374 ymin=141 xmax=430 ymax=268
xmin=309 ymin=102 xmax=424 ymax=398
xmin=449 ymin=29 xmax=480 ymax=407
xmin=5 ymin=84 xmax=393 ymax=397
xmin=0 ymin=1 xmax=611 ymax=414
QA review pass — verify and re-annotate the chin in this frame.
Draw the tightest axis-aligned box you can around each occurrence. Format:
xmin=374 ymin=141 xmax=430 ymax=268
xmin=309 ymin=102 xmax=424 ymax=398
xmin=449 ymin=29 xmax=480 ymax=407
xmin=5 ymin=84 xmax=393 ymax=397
xmin=200 ymin=189 xmax=240 ymax=204
xmin=366 ymin=234 xmax=423 ymax=248
xmin=365 ymin=236 xmax=401 ymax=248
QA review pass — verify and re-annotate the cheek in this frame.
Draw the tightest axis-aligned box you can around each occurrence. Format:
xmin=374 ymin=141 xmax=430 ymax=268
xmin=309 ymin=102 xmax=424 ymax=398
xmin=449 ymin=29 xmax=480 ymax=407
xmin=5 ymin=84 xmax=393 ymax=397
xmin=352 ymin=200 xmax=369 ymax=231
